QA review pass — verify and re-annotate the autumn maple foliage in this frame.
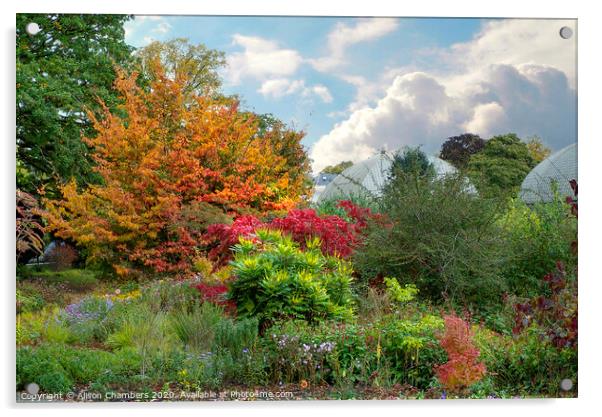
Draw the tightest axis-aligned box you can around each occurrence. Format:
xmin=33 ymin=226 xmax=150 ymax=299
xmin=203 ymin=200 xmax=378 ymax=267
xmin=435 ymin=314 xmax=486 ymax=393
xmin=44 ymin=64 xmax=308 ymax=275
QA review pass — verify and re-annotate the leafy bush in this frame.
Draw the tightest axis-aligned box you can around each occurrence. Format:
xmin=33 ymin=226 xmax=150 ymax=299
xmin=228 ymin=229 xmax=355 ymax=326
xmin=434 ymin=314 xmax=486 ymax=393
xmin=204 ymin=200 xmax=376 ymax=266
xmin=500 ymin=194 xmax=576 ymax=297
xmin=204 ymin=215 xmax=264 ymax=267
xmin=194 ymin=282 xmax=235 ymax=312
xmin=17 ymin=344 xmax=141 ymax=394
xmin=513 ymin=261 xmax=577 ymax=349
xmin=474 ymin=326 xmax=577 ymax=396
xmin=270 ymin=201 xmax=376 ymax=258
xmin=379 ymin=314 xmax=446 ymax=388
xmin=264 ymin=314 xmax=445 ymax=389
xmin=355 ymin=170 xmax=508 ymax=309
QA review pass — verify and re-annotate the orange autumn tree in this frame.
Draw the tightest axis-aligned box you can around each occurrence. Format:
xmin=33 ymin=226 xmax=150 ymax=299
xmin=44 ymin=64 xmax=308 ymax=275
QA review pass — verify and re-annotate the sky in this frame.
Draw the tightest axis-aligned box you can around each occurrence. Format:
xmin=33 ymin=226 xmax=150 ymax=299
xmin=125 ymin=16 xmax=577 ymax=173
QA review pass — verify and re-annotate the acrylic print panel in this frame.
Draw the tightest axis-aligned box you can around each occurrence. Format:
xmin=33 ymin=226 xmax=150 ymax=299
xmin=16 ymin=14 xmax=577 ymax=402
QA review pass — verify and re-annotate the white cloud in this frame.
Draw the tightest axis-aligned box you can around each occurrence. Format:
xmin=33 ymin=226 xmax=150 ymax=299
xmin=310 ymin=19 xmax=576 ymax=173
xmin=124 ymin=16 xmax=172 ymax=46
xmin=310 ymin=18 xmax=398 ymax=72
xmin=153 ymin=21 xmax=172 ymax=34
xmin=258 ymin=78 xmax=304 ymax=98
xmin=448 ymin=19 xmax=577 ymax=88
xmin=225 ymin=35 xmax=303 ymax=85
xmin=310 ymin=85 xmax=333 ymax=103
xmin=258 ymin=78 xmax=333 ymax=103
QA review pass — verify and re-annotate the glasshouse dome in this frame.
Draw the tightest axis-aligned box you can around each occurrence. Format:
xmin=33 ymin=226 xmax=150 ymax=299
xmin=315 ymin=151 xmax=461 ymax=203
xmin=519 ymin=143 xmax=577 ymax=204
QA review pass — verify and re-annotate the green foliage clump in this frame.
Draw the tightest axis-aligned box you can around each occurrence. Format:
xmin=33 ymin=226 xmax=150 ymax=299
xmin=384 ymin=278 xmax=419 ymax=304
xmin=500 ymin=196 xmax=577 ymax=297
xmin=474 ymin=326 xmax=577 ymax=396
xmin=264 ymin=313 xmax=445 ymax=389
xmin=379 ymin=314 xmax=446 ymax=388
xmin=16 ymin=14 xmax=134 ymax=195
xmin=467 ymin=133 xmax=536 ymax=198
xmin=36 ymin=269 xmax=99 ymax=291
xmin=16 ymin=289 xmax=45 ymax=314
xmin=17 ymin=344 xmax=141 ymax=394
xmin=355 ymin=165 xmax=508 ymax=310
xmin=229 ymin=229 xmax=355 ymax=325
xmin=388 ymin=147 xmax=436 ymax=182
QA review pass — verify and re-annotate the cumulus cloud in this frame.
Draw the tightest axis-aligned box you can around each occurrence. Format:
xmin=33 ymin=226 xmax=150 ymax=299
xmin=225 ymin=35 xmax=303 ymax=85
xmin=310 ymin=19 xmax=576 ymax=173
xmin=258 ymin=78 xmax=333 ymax=103
xmin=310 ymin=18 xmax=398 ymax=71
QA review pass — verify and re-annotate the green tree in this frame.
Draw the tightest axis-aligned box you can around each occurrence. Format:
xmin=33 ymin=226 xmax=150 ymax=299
xmin=354 ymin=166 xmax=508 ymax=310
xmin=16 ymin=14 xmax=134 ymax=195
xmin=388 ymin=147 xmax=435 ymax=184
xmin=135 ymin=38 xmax=226 ymax=98
xmin=439 ymin=133 xmax=485 ymax=169
xmin=467 ymin=133 xmax=536 ymax=197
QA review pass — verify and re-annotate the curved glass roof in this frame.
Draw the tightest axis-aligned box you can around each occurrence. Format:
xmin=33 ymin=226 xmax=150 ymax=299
xmin=316 ymin=151 xmax=460 ymax=203
xmin=519 ymin=143 xmax=577 ymax=204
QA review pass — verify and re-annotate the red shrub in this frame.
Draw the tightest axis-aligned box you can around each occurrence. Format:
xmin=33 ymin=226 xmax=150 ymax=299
xmin=202 ymin=200 xmax=379 ymax=266
xmin=203 ymin=215 xmax=265 ymax=266
xmin=194 ymin=282 xmax=236 ymax=313
xmin=435 ymin=314 xmax=486 ymax=392
xmin=271 ymin=208 xmax=359 ymax=258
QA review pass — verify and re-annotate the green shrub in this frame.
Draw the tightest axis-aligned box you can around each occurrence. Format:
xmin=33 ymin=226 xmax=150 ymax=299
xmin=264 ymin=313 xmax=446 ymax=389
xmin=500 ymin=196 xmax=577 ymax=297
xmin=37 ymin=269 xmax=99 ymax=291
xmin=17 ymin=344 xmax=142 ymax=394
xmin=474 ymin=326 xmax=577 ymax=396
xmin=379 ymin=314 xmax=446 ymax=388
xmin=229 ymin=229 xmax=355 ymax=325
xmin=355 ymin=171 xmax=509 ymax=310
